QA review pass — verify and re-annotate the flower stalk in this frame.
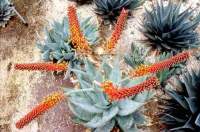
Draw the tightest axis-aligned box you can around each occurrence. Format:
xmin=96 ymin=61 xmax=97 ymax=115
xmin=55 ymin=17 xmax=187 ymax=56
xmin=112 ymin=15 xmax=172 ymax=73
xmin=101 ymin=76 xmax=159 ymax=101
xmin=16 ymin=92 xmax=64 ymax=129
xmin=67 ymin=6 xmax=91 ymax=51
xmin=106 ymin=8 xmax=128 ymax=50
xmin=130 ymin=51 xmax=190 ymax=77
xmin=14 ymin=63 xmax=67 ymax=71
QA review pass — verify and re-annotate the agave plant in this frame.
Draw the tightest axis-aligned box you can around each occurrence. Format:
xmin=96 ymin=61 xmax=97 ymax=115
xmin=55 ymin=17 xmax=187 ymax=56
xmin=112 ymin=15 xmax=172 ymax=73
xmin=37 ymin=14 xmax=99 ymax=70
xmin=94 ymin=0 xmax=145 ymax=24
xmin=140 ymin=0 xmax=200 ymax=53
xmin=160 ymin=60 xmax=200 ymax=131
xmin=69 ymin=0 xmax=93 ymax=5
xmin=66 ymin=58 xmax=157 ymax=131
xmin=0 ymin=0 xmax=15 ymax=27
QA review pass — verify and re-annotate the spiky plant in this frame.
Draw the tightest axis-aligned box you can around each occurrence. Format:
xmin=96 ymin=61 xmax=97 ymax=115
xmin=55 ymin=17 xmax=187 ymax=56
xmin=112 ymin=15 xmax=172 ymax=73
xmin=160 ymin=61 xmax=200 ymax=131
xmin=140 ymin=0 xmax=200 ymax=53
xmin=37 ymin=6 xmax=99 ymax=70
xmin=65 ymin=58 xmax=159 ymax=131
xmin=124 ymin=44 xmax=150 ymax=68
xmin=0 ymin=0 xmax=15 ymax=27
xmin=94 ymin=0 xmax=145 ymax=24
xmin=69 ymin=0 xmax=93 ymax=5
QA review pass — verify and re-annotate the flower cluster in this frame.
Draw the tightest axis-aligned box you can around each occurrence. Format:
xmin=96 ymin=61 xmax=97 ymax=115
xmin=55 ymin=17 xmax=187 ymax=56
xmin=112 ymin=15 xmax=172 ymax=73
xmin=101 ymin=76 xmax=159 ymax=101
xmin=14 ymin=63 xmax=67 ymax=71
xmin=16 ymin=92 xmax=64 ymax=129
xmin=68 ymin=6 xmax=91 ymax=51
xmin=106 ymin=8 xmax=128 ymax=50
xmin=130 ymin=51 xmax=190 ymax=77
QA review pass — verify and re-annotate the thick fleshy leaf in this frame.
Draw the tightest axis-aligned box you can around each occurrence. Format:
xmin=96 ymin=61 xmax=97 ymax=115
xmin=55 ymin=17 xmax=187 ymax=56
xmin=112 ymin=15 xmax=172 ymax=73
xmin=85 ymin=59 xmax=96 ymax=79
xmin=85 ymin=106 xmax=119 ymax=128
xmin=93 ymin=84 xmax=110 ymax=107
xmin=63 ymin=52 xmax=74 ymax=60
xmin=166 ymin=90 xmax=189 ymax=110
xmin=109 ymin=57 xmax=121 ymax=83
xmin=94 ymin=119 xmax=115 ymax=132
xmin=162 ymin=113 xmax=186 ymax=123
xmin=133 ymin=112 xmax=145 ymax=124
xmin=118 ymin=99 xmax=144 ymax=116
xmin=170 ymin=116 xmax=194 ymax=131
xmin=69 ymin=96 xmax=104 ymax=113
xmin=195 ymin=113 xmax=200 ymax=127
xmin=185 ymin=97 xmax=198 ymax=114
xmin=133 ymin=90 xmax=155 ymax=102
xmin=117 ymin=117 xmax=139 ymax=132
xmin=42 ymin=50 xmax=50 ymax=61
xmin=116 ymin=115 xmax=134 ymax=130
xmin=68 ymin=102 xmax=94 ymax=121
xmin=102 ymin=61 xmax=112 ymax=79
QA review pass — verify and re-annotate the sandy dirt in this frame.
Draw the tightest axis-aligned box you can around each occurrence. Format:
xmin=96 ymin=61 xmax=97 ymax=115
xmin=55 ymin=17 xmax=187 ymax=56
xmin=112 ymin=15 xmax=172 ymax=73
xmin=0 ymin=0 xmax=200 ymax=132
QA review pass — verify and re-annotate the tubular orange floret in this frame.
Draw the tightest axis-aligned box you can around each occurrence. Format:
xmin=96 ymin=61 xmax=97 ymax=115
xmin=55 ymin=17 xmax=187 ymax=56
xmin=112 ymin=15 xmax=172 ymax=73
xmin=106 ymin=8 xmax=128 ymax=50
xmin=14 ymin=63 xmax=67 ymax=71
xmin=130 ymin=64 xmax=150 ymax=77
xmin=15 ymin=92 xmax=64 ymax=129
xmin=131 ymin=51 xmax=190 ymax=77
xmin=67 ymin=6 xmax=91 ymax=51
xmin=101 ymin=77 xmax=159 ymax=101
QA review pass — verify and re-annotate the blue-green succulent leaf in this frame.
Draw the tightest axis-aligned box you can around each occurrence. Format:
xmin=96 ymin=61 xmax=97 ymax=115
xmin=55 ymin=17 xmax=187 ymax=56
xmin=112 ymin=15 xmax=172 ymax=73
xmin=118 ymin=99 xmax=144 ymax=116
xmin=85 ymin=106 xmax=119 ymax=128
xmin=94 ymin=119 xmax=115 ymax=132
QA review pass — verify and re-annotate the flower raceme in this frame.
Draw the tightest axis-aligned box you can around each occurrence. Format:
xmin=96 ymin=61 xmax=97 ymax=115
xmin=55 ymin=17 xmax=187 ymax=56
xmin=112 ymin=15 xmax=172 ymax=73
xmin=101 ymin=76 xmax=159 ymax=101
xmin=130 ymin=51 xmax=190 ymax=77
xmin=67 ymin=6 xmax=91 ymax=52
xmin=106 ymin=8 xmax=128 ymax=50
xmin=14 ymin=63 xmax=67 ymax=71
xmin=15 ymin=92 xmax=64 ymax=129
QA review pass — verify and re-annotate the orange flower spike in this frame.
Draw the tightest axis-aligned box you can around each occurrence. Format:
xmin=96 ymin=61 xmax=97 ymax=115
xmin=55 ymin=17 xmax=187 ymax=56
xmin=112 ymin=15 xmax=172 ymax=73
xmin=131 ymin=51 xmax=190 ymax=77
xmin=101 ymin=77 xmax=159 ymax=101
xmin=14 ymin=63 xmax=67 ymax=71
xmin=16 ymin=92 xmax=64 ymax=129
xmin=67 ymin=6 xmax=91 ymax=51
xmin=106 ymin=8 xmax=128 ymax=50
xmin=149 ymin=51 xmax=190 ymax=73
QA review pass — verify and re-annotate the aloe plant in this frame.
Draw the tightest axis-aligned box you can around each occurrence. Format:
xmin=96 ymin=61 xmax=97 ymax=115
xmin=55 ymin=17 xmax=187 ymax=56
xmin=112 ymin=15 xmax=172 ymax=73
xmin=65 ymin=58 xmax=157 ymax=131
xmin=37 ymin=9 xmax=99 ymax=76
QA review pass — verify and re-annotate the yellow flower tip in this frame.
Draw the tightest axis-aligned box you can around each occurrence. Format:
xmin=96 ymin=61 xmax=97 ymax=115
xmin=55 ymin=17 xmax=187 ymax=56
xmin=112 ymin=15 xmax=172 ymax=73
xmin=101 ymin=81 xmax=114 ymax=90
xmin=42 ymin=92 xmax=65 ymax=106
xmin=67 ymin=5 xmax=91 ymax=52
xmin=15 ymin=91 xmax=64 ymax=129
xmin=130 ymin=64 xmax=150 ymax=77
xmin=122 ymin=8 xmax=127 ymax=14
